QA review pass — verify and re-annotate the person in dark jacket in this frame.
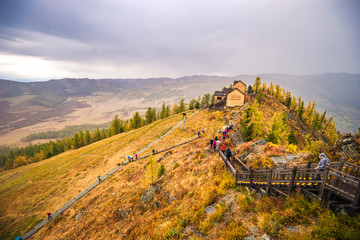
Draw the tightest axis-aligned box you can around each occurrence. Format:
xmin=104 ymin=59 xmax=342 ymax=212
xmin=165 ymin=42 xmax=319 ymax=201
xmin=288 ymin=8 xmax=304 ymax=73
xmin=315 ymin=153 xmax=331 ymax=180
xmin=225 ymin=148 xmax=232 ymax=160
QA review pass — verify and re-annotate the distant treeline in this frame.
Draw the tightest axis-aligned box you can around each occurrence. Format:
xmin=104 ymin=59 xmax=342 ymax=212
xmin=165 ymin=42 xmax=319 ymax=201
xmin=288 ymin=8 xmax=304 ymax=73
xmin=0 ymin=94 xmax=211 ymax=170
xmin=21 ymin=123 xmax=111 ymax=142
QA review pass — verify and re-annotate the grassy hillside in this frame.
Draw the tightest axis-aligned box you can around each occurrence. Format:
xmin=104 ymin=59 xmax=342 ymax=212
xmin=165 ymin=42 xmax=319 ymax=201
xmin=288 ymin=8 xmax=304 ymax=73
xmin=1 ymin=105 xmax=359 ymax=239
xmin=0 ymin=112 xmax=199 ymax=239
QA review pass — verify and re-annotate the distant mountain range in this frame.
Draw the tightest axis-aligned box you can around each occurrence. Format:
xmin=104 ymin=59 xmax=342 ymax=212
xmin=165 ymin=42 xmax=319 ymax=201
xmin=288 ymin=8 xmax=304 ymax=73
xmin=0 ymin=73 xmax=359 ymax=145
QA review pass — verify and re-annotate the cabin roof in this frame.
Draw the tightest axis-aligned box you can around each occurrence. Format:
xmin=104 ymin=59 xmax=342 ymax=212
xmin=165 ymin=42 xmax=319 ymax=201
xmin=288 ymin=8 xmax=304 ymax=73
xmin=233 ymin=80 xmax=246 ymax=86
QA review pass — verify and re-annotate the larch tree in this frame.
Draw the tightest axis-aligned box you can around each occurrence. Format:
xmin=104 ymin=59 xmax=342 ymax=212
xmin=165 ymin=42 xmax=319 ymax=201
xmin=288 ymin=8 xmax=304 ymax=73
xmin=145 ymin=155 xmax=159 ymax=186
xmin=254 ymin=76 xmax=261 ymax=92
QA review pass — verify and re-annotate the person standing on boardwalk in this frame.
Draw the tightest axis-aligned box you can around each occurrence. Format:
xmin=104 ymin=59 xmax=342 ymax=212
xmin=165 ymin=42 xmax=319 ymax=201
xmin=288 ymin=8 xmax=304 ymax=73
xmin=135 ymin=153 xmax=138 ymax=160
xmin=209 ymin=139 xmax=214 ymax=151
xmin=213 ymin=140 xmax=217 ymax=153
xmin=97 ymin=176 xmax=101 ymax=182
xmin=47 ymin=212 xmax=52 ymax=220
xmin=226 ymin=148 xmax=232 ymax=161
xmin=315 ymin=153 xmax=330 ymax=180
xmin=198 ymin=131 xmax=201 ymax=137
xmin=221 ymin=143 xmax=226 ymax=154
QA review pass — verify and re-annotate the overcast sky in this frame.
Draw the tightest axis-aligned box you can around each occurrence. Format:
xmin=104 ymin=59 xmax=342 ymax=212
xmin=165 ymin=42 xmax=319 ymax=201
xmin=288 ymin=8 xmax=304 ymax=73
xmin=0 ymin=0 xmax=359 ymax=81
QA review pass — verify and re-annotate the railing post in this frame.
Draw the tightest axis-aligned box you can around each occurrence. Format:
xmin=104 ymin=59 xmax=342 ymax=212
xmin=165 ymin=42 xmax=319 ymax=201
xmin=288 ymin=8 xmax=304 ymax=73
xmin=352 ymin=182 xmax=360 ymax=208
xmin=338 ymin=157 xmax=345 ymax=172
xmin=319 ymin=166 xmax=330 ymax=202
xmin=288 ymin=166 xmax=297 ymax=194
xmin=266 ymin=168 xmax=273 ymax=196
xmin=249 ymin=167 xmax=254 ymax=189
xmin=305 ymin=160 xmax=311 ymax=181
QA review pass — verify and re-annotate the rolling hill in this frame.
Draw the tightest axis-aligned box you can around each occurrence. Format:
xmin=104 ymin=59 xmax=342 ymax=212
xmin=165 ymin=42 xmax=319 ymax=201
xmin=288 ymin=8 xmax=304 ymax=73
xmin=0 ymin=73 xmax=359 ymax=147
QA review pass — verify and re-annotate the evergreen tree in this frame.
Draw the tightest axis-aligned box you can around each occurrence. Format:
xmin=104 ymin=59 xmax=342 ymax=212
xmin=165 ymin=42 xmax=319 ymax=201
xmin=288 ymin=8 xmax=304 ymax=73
xmin=73 ymin=133 xmax=81 ymax=149
xmin=288 ymin=130 xmax=298 ymax=145
xmin=189 ymin=99 xmax=196 ymax=110
xmin=158 ymin=164 xmax=165 ymax=177
xmin=296 ymin=98 xmax=305 ymax=119
xmin=195 ymin=101 xmax=200 ymax=109
xmin=201 ymin=94 xmax=211 ymax=108
xmin=145 ymin=155 xmax=158 ymax=185
xmin=85 ymin=130 xmax=91 ymax=145
xmin=285 ymin=92 xmax=292 ymax=108
xmin=145 ymin=107 xmax=157 ymax=124
xmin=255 ymin=87 xmax=264 ymax=103
xmin=132 ymin=112 xmax=142 ymax=129
xmin=165 ymin=105 xmax=171 ymax=118
xmin=110 ymin=115 xmax=121 ymax=136
xmin=266 ymin=132 xmax=278 ymax=144
xmin=267 ymin=112 xmax=289 ymax=145
xmin=94 ymin=128 xmax=101 ymax=141
xmin=160 ymin=103 xmax=166 ymax=119
xmin=248 ymin=85 xmax=253 ymax=93
xmin=210 ymin=93 xmax=215 ymax=105
xmin=179 ymin=98 xmax=186 ymax=113
xmin=241 ymin=100 xmax=264 ymax=141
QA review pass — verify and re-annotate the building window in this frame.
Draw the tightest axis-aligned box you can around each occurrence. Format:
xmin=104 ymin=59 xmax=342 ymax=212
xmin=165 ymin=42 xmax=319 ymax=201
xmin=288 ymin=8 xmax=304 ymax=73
xmin=217 ymin=97 xmax=222 ymax=100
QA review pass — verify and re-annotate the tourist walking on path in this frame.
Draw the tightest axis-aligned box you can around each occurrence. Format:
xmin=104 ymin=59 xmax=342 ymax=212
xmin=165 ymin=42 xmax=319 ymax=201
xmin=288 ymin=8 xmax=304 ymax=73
xmin=221 ymin=144 xmax=226 ymax=154
xmin=97 ymin=176 xmax=101 ymax=182
xmin=47 ymin=212 xmax=52 ymax=220
xmin=198 ymin=131 xmax=201 ymax=137
xmin=226 ymin=148 xmax=232 ymax=161
xmin=209 ymin=139 xmax=213 ymax=151
xmin=213 ymin=140 xmax=217 ymax=153
xmin=315 ymin=153 xmax=331 ymax=180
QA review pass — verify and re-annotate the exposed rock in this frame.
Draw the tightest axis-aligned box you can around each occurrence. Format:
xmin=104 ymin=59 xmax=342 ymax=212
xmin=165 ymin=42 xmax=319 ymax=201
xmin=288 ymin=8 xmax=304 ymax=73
xmin=248 ymin=226 xmax=262 ymax=235
xmin=240 ymin=149 xmax=253 ymax=160
xmin=270 ymin=156 xmax=287 ymax=166
xmin=205 ymin=206 xmax=215 ymax=214
xmin=244 ymin=236 xmax=256 ymax=240
xmin=141 ymin=184 xmax=161 ymax=205
xmin=286 ymin=226 xmax=303 ymax=233
xmin=251 ymin=139 xmax=267 ymax=148
xmin=231 ymin=132 xmax=244 ymax=145
xmin=260 ymin=233 xmax=271 ymax=240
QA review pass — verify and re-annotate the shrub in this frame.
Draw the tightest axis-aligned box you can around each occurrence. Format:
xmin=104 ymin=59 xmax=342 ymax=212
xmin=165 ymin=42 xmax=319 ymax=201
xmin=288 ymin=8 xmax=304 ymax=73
xmin=173 ymin=163 xmax=180 ymax=170
xmin=287 ymin=144 xmax=298 ymax=153
xmin=199 ymin=152 xmax=206 ymax=159
xmin=200 ymin=203 xmax=228 ymax=235
xmin=158 ymin=164 xmax=165 ymax=177
xmin=220 ymin=220 xmax=247 ymax=240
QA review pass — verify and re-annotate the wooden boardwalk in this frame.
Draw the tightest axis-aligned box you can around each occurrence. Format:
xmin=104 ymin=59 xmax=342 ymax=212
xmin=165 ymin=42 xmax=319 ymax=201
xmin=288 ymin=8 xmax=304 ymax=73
xmin=219 ymin=152 xmax=360 ymax=210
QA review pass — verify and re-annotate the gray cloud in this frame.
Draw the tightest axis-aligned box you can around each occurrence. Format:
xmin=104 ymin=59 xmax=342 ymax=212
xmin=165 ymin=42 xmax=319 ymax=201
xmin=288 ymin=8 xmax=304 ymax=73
xmin=0 ymin=0 xmax=359 ymax=81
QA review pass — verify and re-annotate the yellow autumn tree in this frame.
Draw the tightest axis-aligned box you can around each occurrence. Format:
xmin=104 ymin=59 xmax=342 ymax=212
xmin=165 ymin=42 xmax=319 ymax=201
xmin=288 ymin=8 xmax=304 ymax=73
xmin=145 ymin=155 xmax=159 ymax=186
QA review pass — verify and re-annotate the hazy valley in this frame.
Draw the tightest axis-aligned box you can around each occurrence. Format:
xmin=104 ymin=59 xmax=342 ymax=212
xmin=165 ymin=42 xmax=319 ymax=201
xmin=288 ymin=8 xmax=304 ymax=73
xmin=0 ymin=73 xmax=359 ymax=146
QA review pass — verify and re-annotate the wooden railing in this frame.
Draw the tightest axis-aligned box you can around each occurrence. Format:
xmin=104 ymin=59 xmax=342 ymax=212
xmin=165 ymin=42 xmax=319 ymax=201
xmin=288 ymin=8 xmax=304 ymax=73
xmin=219 ymin=152 xmax=360 ymax=208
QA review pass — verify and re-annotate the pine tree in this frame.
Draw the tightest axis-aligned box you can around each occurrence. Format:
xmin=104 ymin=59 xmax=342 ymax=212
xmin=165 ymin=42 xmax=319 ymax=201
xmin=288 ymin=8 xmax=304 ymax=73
xmin=296 ymin=98 xmax=305 ymax=119
xmin=201 ymin=94 xmax=211 ymax=108
xmin=288 ymin=130 xmax=298 ymax=145
xmin=73 ymin=133 xmax=81 ymax=149
xmin=145 ymin=107 xmax=157 ymax=124
xmin=241 ymin=100 xmax=264 ymax=141
xmin=165 ymin=105 xmax=171 ymax=118
xmin=210 ymin=93 xmax=215 ymax=105
xmin=132 ymin=112 xmax=142 ymax=129
xmin=85 ymin=130 xmax=91 ymax=145
xmin=145 ymin=155 xmax=158 ymax=185
xmin=79 ymin=130 xmax=85 ymax=147
xmin=110 ymin=115 xmax=121 ymax=136
xmin=160 ymin=103 xmax=166 ymax=119
xmin=262 ymin=82 xmax=267 ymax=91
xmin=267 ymin=112 xmax=289 ymax=145
xmin=255 ymin=87 xmax=264 ymax=103
xmin=179 ymin=98 xmax=186 ymax=113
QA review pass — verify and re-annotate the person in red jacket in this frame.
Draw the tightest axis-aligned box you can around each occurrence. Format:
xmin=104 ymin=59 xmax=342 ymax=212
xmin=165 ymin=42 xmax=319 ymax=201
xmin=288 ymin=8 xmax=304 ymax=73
xmin=221 ymin=144 xmax=226 ymax=154
xmin=47 ymin=212 xmax=52 ymax=220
